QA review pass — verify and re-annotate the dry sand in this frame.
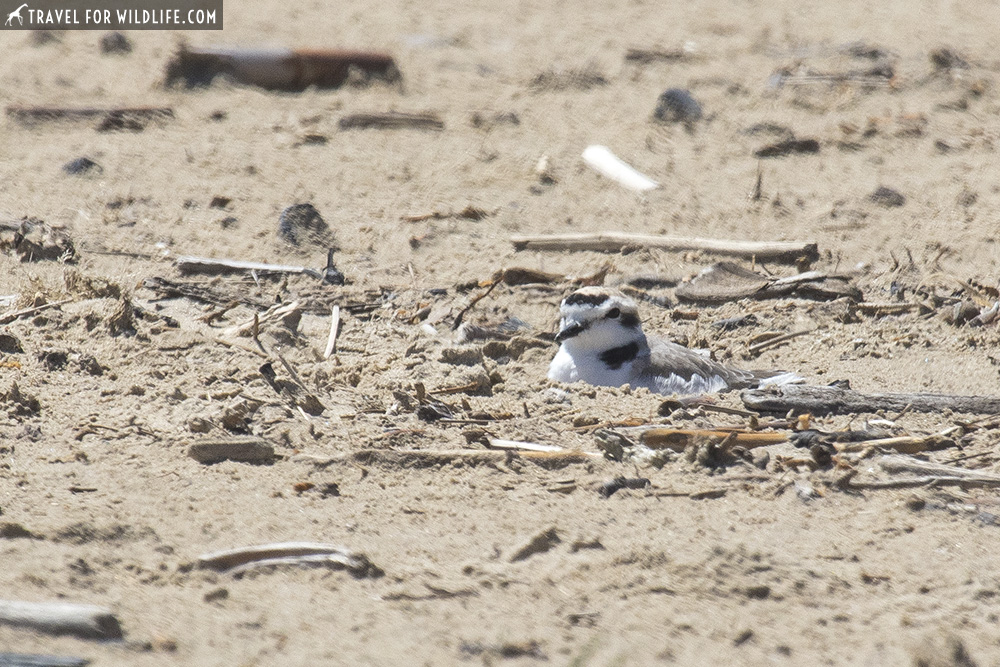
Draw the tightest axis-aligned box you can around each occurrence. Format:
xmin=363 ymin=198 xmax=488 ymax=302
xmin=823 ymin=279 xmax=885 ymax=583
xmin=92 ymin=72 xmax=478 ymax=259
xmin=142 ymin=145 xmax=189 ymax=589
xmin=2 ymin=1 xmax=1000 ymax=664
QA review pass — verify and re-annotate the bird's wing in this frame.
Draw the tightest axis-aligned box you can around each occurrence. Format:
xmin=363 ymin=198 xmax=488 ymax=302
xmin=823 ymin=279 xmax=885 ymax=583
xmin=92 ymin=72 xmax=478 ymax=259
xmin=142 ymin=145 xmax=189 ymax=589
xmin=645 ymin=337 xmax=758 ymax=390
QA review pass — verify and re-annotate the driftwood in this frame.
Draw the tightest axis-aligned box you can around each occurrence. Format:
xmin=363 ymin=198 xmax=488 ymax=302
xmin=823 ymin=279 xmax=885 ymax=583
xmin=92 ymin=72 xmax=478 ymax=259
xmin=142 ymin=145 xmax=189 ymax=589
xmin=486 ymin=438 xmax=564 ymax=453
xmin=742 ymin=384 xmax=1000 ymax=416
xmin=175 ymin=255 xmax=315 ymax=277
xmin=675 ymin=263 xmax=860 ymax=304
xmin=292 ymin=448 xmax=600 ymax=469
xmin=0 ymin=600 xmax=122 ymax=640
xmin=616 ymin=427 xmax=789 ymax=451
xmin=845 ymin=455 xmax=1000 ymax=490
xmin=6 ymin=105 xmax=173 ymax=126
xmin=0 ymin=653 xmax=89 ymax=667
xmin=835 ymin=428 xmax=960 ymax=454
xmin=197 ymin=542 xmax=381 ymax=578
xmin=510 ymin=232 xmax=818 ymax=263
xmin=338 ymin=112 xmax=443 ymax=131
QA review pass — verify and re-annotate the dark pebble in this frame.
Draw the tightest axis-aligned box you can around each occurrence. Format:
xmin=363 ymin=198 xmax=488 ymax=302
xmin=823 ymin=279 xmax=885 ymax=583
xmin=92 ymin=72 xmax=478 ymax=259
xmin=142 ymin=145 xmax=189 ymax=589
xmin=100 ymin=31 xmax=133 ymax=54
xmin=653 ymin=88 xmax=702 ymax=124
xmin=754 ymin=138 xmax=820 ymax=158
xmin=869 ymin=186 xmax=906 ymax=207
xmin=63 ymin=157 xmax=102 ymax=175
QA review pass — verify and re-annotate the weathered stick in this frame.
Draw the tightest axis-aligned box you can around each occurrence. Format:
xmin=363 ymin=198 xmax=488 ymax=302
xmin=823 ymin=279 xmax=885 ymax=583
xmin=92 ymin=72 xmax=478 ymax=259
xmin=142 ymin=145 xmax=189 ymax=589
xmin=0 ymin=298 xmax=74 ymax=325
xmin=746 ymin=329 xmax=813 ymax=355
xmin=175 ymin=255 xmax=312 ymax=276
xmin=487 ymin=438 xmax=564 ymax=453
xmin=0 ymin=600 xmax=122 ymax=640
xmin=197 ymin=542 xmax=380 ymax=577
xmin=835 ymin=427 xmax=960 ymax=454
xmin=339 ymin=112 xmax=443 ymax=131
xmin=6 ymin=105 xmax=173 ymax=125
xmin=0 ymin=653 xmax=89 ymax=667
xmin=510 ymin=232 xmax=818 ymax=263
xmin=615 ymin=427 xmax=788 ymax=451
xmin=324 ymin=305 xmax=340 ymax=359
xmin=582 ymin=145 xmax=660 ymax=192
xmin=293 ymin=448 xmax=600 ymax=468
xmin=742 ymin=384 xmax=1000 ymax=416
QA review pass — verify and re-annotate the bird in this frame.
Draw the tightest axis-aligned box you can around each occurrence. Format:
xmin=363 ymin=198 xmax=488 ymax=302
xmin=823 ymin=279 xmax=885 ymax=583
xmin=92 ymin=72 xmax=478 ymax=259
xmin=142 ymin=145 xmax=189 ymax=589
xmin=547 ymin=286 xmax=799 ymax=395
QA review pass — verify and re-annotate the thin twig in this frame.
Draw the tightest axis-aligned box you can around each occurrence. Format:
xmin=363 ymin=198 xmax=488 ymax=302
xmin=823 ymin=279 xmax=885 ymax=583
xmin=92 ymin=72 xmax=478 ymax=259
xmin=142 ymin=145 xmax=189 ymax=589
xmin=324 ymin=305 xmax=341 ymax=359
xmin=746 ymin=329 xmax=813 ymax=355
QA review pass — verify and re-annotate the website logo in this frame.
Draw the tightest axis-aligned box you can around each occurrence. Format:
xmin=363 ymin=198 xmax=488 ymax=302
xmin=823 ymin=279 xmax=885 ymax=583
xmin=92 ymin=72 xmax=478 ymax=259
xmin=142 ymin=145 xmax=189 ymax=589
xmin=5 ymin=3 xmax=27 ymax=25
xmin=3 ymin=0 xmax=223 ymax=30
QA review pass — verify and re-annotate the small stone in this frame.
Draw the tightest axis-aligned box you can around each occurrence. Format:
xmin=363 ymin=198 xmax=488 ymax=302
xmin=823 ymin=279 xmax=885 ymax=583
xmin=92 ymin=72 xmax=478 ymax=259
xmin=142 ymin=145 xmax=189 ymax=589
xmin=0 ymin=333 xmax=23 ymax=354
xmin=653 ymin=88 xmax=702 ymax=124
xmin=187 ymin=437 xmax=275 ymax=464
xmin=509 ymin=527 xmax=560 ymax=562
xmin=905 ymin=494 xmax=926 ymax=511
xmin=100 ymin=31 xmax=132 ymax=54
xmin=63 ymin=157 xmax=102 ymax=175
xmin=869 ymin=186 xmax=906 ymax=207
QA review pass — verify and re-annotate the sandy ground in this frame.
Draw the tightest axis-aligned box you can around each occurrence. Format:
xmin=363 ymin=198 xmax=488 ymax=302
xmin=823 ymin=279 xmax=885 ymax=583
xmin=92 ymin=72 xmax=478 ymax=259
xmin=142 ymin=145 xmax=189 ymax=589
xmin=2 ymin=1 xmax=1000 ymax=665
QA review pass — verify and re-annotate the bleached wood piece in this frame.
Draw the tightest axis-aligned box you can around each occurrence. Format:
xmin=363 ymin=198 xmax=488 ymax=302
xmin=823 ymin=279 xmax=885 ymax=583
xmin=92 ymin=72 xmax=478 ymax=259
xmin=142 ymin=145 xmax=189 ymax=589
xmin=0 ymin=600 xmax=122 ymax=640
xmin=582 ymin=145 xmax=660 ymax=192
xmin=510 ymin=232 xmax=818 ymax=263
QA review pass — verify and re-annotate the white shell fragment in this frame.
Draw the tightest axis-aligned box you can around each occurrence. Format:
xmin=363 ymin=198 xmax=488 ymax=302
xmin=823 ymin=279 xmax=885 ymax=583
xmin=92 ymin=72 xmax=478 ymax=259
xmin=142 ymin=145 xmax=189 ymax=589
xmin=582 ymin=145 xmax=660 ymax=192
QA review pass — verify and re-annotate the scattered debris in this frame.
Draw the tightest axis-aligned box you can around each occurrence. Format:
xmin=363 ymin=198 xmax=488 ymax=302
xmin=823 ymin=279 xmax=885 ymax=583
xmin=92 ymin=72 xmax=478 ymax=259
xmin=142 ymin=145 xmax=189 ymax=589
xmin=743 ymin=384 xmax=1000 ymax=416
xmin=530 ymin=64 xmax=607 ymax=91
xmin=338 ymin=111 xmax=443 ymax=131
xmin=676 ymin=263 xmax=861 ymax=304
xmin=165 ymin=45 xmax=401 ymax=91
xmin=511 ymin=233 xmax=818 ymax=264
xmin=0 ymin=600 xmax=122 ymax=640
xmin=614 ymin=427 xmax=789 ymax=452
xmin=187 ymin=437 xmax=276 ymax=464
xmin=402 ymin=204 xmax=494 ymax=222
xmin=3 ymin=219 xmax=76 ymax=263
xmin=196 ymin=542 xmax=382 ymax=578
xmin=293 ymin=449 xmax=599 ymax=470
xmin=582 ymin=145 xmax=660 ymax=192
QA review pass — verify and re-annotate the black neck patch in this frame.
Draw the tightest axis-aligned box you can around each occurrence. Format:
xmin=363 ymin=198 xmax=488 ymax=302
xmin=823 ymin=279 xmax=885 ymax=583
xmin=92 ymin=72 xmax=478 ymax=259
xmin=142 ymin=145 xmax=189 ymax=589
xmin=599 ymin=341 xmax=640 ymax=370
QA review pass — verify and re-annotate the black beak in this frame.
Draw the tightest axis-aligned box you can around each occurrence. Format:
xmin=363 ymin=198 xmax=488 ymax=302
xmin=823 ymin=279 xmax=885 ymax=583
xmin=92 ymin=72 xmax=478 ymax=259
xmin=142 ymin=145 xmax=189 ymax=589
xmin=555 ymin=322 xmax=585 ymax=343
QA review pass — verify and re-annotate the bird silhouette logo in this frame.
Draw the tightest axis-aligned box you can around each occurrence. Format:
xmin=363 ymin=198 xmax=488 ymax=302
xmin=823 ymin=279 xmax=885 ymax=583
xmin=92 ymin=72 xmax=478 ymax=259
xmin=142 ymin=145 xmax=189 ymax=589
xmin=5 ymin=3 xmax=28 ymax=26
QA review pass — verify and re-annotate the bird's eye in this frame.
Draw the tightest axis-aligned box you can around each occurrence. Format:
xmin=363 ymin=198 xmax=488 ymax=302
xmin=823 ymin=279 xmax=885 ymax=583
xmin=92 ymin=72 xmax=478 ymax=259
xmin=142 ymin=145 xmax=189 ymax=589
xmin=606 ymin=308 xmax=620 ymax=319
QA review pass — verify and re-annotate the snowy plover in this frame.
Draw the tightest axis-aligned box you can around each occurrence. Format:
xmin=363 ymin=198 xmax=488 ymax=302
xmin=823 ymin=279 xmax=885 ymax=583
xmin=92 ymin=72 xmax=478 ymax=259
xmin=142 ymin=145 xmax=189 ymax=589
xmin=548 ymin=287 xmax=798 ymax=395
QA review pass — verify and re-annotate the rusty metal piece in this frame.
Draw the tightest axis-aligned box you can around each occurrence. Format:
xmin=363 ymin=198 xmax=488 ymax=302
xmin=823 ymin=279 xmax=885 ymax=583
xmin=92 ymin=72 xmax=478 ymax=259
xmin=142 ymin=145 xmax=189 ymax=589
xmin=165 ymin=45 xmax=401 ymax=91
